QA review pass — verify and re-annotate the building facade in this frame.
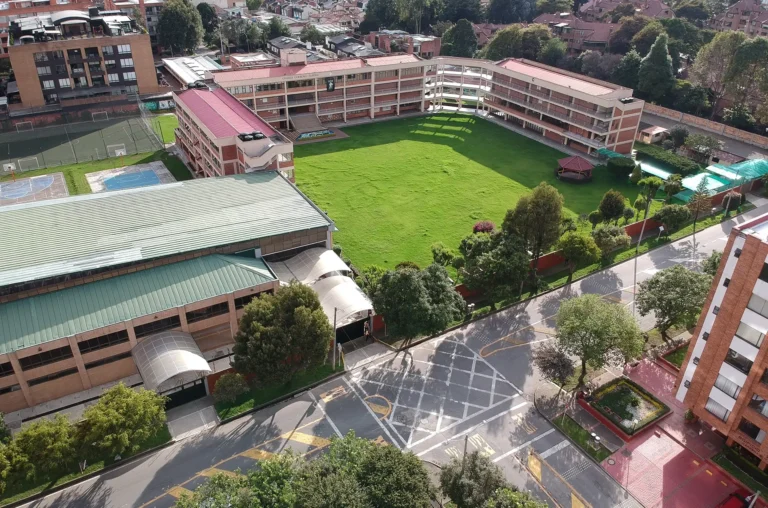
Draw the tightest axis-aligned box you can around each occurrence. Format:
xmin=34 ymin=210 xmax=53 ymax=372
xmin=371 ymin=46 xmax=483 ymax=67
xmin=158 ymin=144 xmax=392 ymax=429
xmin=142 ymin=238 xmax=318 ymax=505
xmin=533 ymin=13 xmax=617 ymax=53
xmin=711 ymin=0 xmax=768 ymax=36
xmin=210 ymin=54 xmax=643 ymax=155
xmin=8 ymin=10 xmax=158 ymax=107
xmin=676 ymin=212 xmax=768 ymax=467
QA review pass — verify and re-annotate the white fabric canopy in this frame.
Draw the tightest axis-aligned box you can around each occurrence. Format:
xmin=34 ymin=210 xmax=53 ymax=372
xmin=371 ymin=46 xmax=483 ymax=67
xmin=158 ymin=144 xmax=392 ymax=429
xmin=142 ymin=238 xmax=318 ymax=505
xmin=311 ymin=275 xmax=373 ymax=328
xmin=132 ymin=331 xmax=211 ymax=391
xmin=268 ymin=247 xmax=349 ymax=284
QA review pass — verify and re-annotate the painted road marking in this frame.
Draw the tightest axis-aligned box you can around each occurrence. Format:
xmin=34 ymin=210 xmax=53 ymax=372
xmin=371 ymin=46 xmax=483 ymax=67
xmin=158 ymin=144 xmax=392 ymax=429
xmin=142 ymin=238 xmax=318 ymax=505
xmin=282 ymin=431 xmax=331 ymax=447
xmin=539 ymin=440 xmax=570 ymax=459
xmin=308 ymin=391 xmax=343 ymax=438
xmin=528 ymin=453 xmax=542 ymax=481
xmin=240 ymin=448 xmax=274 ymax=461
xmin=572 ymin=492 xmax=587 ymax=508
xmin=200 ymin=468 xmax=242 ymax=478
xmin=512 ymin=414 xmax=538 ymax=434
xmin=342 ymin=377 xmax=402 ymax=449
xmin=167 ymin=486 xmax=193 ymax=499
xmin=468 ymin=434 xmax=495 ymax=457
xmin=492 ymin=429 xmax=556 ymax=463
xmin=364 ymin=394 xmax=392 ymax=419
xmin=373 ymin=435 xmax=389 ymax=446
xmin=320 ymin=386 xmax=346 ymax=403
xmin=445 ymin=446 xmax=462 ymax=460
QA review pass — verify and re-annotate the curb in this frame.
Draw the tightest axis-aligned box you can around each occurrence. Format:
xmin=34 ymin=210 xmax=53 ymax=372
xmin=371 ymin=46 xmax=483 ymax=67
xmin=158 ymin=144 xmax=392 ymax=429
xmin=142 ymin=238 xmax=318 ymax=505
xmin=217 ymin=369 xmax=347 ymax=425
xmin=2 ymin=439 xmax=177 ymax=508
xmin=707 ymin=457 xmax=767 ymax=502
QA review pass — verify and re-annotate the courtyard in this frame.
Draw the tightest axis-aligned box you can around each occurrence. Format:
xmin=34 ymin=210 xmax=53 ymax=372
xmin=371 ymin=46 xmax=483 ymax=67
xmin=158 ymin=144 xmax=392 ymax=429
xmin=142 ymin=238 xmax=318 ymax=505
xmin=295 ymin=113 xmax=652 ymax=269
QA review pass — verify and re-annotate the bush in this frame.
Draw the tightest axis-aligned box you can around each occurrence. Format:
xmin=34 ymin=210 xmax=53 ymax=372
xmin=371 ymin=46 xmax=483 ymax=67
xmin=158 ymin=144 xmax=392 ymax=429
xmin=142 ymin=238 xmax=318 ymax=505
xmin=332 ymin=244 xmax=342 ymax=256
xmin=661 ymin=139 xmax=675 ymax=150
xmin=213 ymin=373 xmax=249 ymax=404
xmin=607 ymin=157 xmax=636 ymax=179
xmin=722 ymin=191 xmax=743 ymax=212
xmin=395 ymin=261 xmax=420 ymax=271
xmin=473 ymin=220 xmax=495 ymax=233
xmin=652 ymin=204 xmax=691 ymax=233
xmin=634 ymin=142 xmax=700 ymax=175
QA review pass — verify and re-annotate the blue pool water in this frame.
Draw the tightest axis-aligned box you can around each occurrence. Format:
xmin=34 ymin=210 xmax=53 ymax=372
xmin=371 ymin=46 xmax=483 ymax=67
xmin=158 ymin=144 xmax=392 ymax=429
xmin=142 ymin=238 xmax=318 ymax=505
xmin=104 ymin=170 xmax=161 ymax=191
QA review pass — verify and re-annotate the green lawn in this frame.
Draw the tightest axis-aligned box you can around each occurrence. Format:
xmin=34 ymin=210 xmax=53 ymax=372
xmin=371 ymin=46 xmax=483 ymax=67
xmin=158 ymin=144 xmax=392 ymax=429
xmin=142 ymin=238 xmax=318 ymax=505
xmin=295 ymin=113 xmax=657 ymax=269
xmin=0 ymin=150 xmax=191 ymax=195
xmin=712 ymin=448 xmax=768 ymax=501
xmin=152 ymin=115 xmax=179 ymax=144
xmin=663 ymin=344 xmax=689 ymax=368
xmin=552 ymin=414 xmax=612 ymax=462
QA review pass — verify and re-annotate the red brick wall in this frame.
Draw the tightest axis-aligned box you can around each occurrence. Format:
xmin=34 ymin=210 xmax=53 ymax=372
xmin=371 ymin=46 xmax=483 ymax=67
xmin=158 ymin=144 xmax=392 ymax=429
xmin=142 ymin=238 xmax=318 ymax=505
xmin=222 ymin=145 xmax=237 ymax=161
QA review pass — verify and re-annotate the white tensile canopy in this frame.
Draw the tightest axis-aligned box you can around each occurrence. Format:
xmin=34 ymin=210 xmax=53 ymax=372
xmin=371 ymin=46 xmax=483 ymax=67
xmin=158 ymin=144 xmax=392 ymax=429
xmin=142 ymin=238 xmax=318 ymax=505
xmin=311 ymin=275 xmax=373 ymax=328
xmin=131 ymin=331 xmax=212 ymax=391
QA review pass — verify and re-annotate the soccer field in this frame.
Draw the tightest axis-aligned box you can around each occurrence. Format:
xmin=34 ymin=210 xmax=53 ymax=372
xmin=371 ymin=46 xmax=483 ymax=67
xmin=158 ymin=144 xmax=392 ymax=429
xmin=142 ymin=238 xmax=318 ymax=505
xmin=295 ymin=113 xmax=645 ymax=269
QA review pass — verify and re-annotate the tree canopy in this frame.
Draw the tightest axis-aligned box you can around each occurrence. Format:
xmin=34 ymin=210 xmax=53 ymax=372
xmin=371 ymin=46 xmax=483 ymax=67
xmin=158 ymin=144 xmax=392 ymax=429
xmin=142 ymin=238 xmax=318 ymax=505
xmin=599 ymin=189 xmax=627 ymax=224
xmin=533 ymin=343 xmax=574 ymax=393
xmin=443 ymin=0 xmax=484 ymax=22
xmin=440 ymin=451 xmax=507 ymax=508
xmin=558 ymin=231 xmax=600 ymax=282
xmin=158 ymin=0 xmax=203 ymax=55
xmin=536 ymin=0 xmax=573 ymax=13
xmin=300 ymin=25 xmax=326 ymax=45
xmin=487 ymin=0 xmax=536 ymax=23
xmin=612 ymin=49 xmax=642 ymax=89
xmin=637 ymin=33 xmax=676 ymax=102
xmin=458 ymin=231 xmax=530 ymax=306
xmin=652 ymin=204 xmax=691 ymax=233
xmin=690 ymin=31 xmax=747 ymax=118
xmin=443 ymin=19 xmax=477 ymax=57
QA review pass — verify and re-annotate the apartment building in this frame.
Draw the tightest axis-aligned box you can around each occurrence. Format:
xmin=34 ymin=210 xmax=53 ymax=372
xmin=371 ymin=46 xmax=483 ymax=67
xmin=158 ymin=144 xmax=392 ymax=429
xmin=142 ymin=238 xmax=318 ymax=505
xmin=8 ymin=9 xmax=158 ymax=107
xmin=711 ymin=0 xmax=768 ymax=36
xmin=675 ymin=212 xmax=768 ymax=468
xmin=0 ymin=173 xmax=335 ymax=415
xmin=364 ymin=30 xmax=441 ymax=58
xmin=533 ymin=13 xmax=617 ymax=53
xmin=114 ymin=0 xmax=166 ymax=51
xmin=173 ymin=85 xmax=295 ymax=179
xmin=579 ymin=0 xmax=674 ymax=21
xmin=210 ymin=53 xmax=642 ymax=155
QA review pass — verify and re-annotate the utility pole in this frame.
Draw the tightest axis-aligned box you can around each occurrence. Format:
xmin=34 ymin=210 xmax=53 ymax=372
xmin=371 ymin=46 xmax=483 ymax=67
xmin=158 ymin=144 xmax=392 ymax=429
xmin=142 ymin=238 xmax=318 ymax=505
xmin=332 ymin=307 xmax=338 ymax=369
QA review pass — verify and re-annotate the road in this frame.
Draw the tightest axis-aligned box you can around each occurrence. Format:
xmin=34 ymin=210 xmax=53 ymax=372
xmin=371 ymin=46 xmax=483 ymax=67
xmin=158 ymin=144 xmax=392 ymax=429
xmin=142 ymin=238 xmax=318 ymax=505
xmin=24 ymin=203 xmax=767 ymax=508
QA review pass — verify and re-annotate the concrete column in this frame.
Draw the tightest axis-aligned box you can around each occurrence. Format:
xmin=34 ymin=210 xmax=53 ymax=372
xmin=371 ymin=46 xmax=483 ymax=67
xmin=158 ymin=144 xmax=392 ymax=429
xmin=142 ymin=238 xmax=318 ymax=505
xmin=67 ymin=336 xmax=92 ymax=390
xmin=126 ymin=324 xmax=138 ymax=347
xmin=7 ymin=352 xmax=33 ymax=407
xmin=179 ymin=307 xmax=189 ymax=333
xmin=227 ymin=294 xmax=238 ymax=338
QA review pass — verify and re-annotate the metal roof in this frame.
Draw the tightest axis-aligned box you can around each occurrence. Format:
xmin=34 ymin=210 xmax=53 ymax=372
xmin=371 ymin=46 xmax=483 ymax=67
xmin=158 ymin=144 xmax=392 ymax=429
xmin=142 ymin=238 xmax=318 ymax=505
xmin=0 ymin=254 xmax=277 ymax=355
xmin=0 ymin=172 xmax=333 ymax=288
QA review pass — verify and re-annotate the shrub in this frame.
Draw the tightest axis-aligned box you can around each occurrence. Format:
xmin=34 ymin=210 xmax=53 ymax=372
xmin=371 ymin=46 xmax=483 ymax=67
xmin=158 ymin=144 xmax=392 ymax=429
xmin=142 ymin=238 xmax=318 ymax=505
xmin=634 ymin=142 xmax=700 ymax=175
xmin=332 ymin=244 xmax=342 ymax=256
xmin=588 ymin=210 xmax=603 ymax=229
xmin=473 ymin=220 xmax=495 ymax=233
xmin=607 ymin=157 xmax=636 ymax=179
xmin=629 ymin=163 xmax=642 ymax=184
xmin=722 ymin=191 xmax=743 ymax=212
xmin=395 ymin=261 xmax=420 ymax=271
xmin=431 ymin=242 xmax=457 ymax=266
xmin=661 ymin=139 xmax=675 ymax=151
xmin=652 ymin=204 xmax=691 ymax=233
xmin=213 ymin=373 xmax=249 ymax=404
xmin=592 ymin=225 xmax=631 ymax=258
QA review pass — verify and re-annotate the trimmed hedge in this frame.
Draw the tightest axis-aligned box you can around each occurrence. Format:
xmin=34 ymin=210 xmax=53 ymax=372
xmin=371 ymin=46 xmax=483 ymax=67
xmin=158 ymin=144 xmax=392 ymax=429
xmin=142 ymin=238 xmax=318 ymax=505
xmin=590 ymin=377 xmax=670 ymax=435
xmin=634 ymin=143 xmax=701 ymax=176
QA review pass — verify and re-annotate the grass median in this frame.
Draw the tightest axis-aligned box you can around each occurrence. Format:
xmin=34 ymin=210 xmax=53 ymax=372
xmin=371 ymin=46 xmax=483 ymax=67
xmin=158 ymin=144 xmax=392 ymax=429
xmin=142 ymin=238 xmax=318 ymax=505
xmin=552 ymin=414 xmax=612 ymax=462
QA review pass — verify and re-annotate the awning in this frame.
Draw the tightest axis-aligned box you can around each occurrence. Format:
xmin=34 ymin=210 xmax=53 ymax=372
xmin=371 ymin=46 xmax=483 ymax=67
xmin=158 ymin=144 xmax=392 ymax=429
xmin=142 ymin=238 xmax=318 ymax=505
xmin=132 ymin=331 xmax=211 ymax=391
xmin=311 ymin=276 xmax=373 ymax=328
xmin=267 ymin=247 xmax=350 ymax=284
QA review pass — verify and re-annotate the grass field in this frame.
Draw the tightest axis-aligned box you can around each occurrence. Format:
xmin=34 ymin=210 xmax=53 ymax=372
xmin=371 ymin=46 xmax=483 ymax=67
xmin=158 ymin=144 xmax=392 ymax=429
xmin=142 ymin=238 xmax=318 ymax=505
xmin=152 ymin=114 xmax=179 ymax=144
xmin=295 ymin=113 xmax=658 ymax=269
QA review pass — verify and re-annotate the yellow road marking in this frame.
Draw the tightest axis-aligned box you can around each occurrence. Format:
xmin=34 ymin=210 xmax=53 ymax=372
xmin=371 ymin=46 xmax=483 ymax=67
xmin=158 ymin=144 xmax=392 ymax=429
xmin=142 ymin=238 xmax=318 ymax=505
xmin=469 ymin=434 xmax=496 ymax=457
xmin=721 ymin=481 xmax=728 ymax=486
xmin=282 ymin=431 xmax=331 ymax=447
xmin=445 ymin=446 xmax=462 ymax=459
xmin=368 ymin=402 xmax=390 ymax=415
xmin=528 ymin=453 xmax=542 ymax=481
xmin=364 ymin=394 xmax=392 ymax=419
xmin=373 ymin=435 xmax=389 ymax=446
xmin=241 ymin=448 xmax=274 ymax=461
xmin=693 ymin=459 xmax=700 ymax=466
xmin=320 ymin=386 xmax=346 ymax=403
xmin=200 ymin=468 xmax=242 ymax=478
xmin=706 ymin=469 xmax=713 ymax=476
xmin=572 ymin=493 xmax=587 ymax=508
xmin=167 ymin=486 xmax=193 ymax=499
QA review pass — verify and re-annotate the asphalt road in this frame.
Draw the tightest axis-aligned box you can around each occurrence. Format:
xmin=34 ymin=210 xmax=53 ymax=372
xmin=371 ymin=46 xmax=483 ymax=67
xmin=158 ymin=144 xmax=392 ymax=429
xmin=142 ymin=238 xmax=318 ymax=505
xmin=23 ymin=202 xmax=768 ymax=508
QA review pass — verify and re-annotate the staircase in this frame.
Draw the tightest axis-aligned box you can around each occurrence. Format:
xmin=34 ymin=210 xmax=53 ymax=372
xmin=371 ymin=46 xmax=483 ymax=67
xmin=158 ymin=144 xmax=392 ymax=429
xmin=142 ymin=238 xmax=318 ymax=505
xmin=290 ymin=113 xmax=324 ymax=132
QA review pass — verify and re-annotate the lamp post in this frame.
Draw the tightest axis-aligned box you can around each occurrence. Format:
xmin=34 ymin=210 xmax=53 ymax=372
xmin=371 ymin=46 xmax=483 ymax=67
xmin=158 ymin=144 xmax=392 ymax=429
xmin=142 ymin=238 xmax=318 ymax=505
xmin=632 ymin=197 xmax=663 ymax=316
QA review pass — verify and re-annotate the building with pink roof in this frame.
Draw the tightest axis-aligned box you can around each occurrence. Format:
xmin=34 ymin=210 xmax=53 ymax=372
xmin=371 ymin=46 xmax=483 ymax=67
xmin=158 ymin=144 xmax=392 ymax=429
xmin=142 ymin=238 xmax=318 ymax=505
xmin=533 ymin=13 xmax=617 ymax=53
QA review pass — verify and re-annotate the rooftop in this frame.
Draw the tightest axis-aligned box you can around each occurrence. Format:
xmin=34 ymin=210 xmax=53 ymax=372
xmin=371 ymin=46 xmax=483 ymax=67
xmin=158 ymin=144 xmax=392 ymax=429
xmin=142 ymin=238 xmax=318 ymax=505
xmin=0 ymin=172 xmax=333 ymax=289
xmin=213 ymin=58 xmax=366 ymax=82
xmin=365 ymin=53 xmax=421 ymax=66
xmin=163 ymin=56 xmax=223 ymax=86
xmin=498 ymin=59 xmax=616 ymax=96
xmin=175 ymin=87 xmax=276 ymax=138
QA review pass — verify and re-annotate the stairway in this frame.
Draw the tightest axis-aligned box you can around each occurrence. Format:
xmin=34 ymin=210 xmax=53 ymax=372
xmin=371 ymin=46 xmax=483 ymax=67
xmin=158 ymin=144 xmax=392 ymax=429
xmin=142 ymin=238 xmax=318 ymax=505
xmin=290 ymin=113 xmax=324 ymax=132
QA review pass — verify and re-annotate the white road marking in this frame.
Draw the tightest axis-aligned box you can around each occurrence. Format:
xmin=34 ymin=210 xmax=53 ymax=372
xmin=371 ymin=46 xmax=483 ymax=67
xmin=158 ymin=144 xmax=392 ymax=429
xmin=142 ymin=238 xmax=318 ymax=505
xmin=308 ymin=391 xmax=342 ymax=438
xmin=342 ymin=377 xmax=403 ymax=449
xmin=491 ymin=428 xmax=557 ymax=463
xmin=539 ymin=440 xmax=569 ymax=459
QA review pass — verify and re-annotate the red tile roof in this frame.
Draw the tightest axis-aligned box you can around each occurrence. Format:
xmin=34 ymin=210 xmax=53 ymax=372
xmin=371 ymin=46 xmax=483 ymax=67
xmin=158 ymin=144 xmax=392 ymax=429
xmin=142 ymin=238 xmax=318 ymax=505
xmin=365 ymin=54 xmax=421 ymax=66
xmin=533 ymin=13 xmax=617 ymax=42
xmin=175 ymin=87 xmax=276 ymax=138
xmin=499 ymin=59 xmax=615 ymax=96
xmin=213 ymin=59 xmax=366 ymax=83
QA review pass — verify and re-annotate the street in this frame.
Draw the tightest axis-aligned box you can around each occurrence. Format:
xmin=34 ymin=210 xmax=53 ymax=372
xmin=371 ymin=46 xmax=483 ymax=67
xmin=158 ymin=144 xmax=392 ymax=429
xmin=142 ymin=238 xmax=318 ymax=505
xmin=22 ymin=202 xmax=766 ymax=508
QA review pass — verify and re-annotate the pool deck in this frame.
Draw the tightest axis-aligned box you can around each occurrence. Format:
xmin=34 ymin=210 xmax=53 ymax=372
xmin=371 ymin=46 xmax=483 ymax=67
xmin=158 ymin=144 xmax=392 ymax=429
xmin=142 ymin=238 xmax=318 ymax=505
xmin=86 ymin=161 xmax=176 ymax=193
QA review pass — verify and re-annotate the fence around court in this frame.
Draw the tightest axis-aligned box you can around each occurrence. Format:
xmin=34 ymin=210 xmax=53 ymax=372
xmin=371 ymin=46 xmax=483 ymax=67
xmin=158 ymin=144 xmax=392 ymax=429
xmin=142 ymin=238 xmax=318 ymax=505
xmin=0 ymin=116 xmax=164 ymax=172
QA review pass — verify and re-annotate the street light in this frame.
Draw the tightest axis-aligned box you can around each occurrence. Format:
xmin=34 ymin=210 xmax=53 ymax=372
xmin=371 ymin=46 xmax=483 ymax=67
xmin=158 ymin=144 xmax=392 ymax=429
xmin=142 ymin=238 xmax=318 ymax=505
xmin=632 ymin=197 xmax=664 ymax=316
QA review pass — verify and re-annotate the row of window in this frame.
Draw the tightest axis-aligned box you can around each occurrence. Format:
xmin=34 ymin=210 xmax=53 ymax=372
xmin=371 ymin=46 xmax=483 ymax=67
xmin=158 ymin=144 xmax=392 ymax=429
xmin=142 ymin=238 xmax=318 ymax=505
xmin=42 ymin=71 xmax=136 ymax=90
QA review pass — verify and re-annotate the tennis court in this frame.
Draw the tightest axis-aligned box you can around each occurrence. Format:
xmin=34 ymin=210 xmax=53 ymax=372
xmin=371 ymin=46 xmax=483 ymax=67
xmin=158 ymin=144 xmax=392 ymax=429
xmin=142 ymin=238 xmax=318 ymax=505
xmin=0 ymin=116 xmax=163 ymax=172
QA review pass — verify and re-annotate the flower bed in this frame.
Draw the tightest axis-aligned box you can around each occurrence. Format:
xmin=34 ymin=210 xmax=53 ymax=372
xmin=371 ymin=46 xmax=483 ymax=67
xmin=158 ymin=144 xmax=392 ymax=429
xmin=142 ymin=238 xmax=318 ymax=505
xmin=590 ymin=378 xmax=670 ymax=436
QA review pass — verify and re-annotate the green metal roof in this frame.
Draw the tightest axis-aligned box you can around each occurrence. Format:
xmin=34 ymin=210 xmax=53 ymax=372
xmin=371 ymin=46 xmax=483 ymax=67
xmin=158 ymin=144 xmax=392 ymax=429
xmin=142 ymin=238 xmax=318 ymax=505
xmin=0 ymin=172 xmax=333 ymax=288
xmin=597 ymin=148 xmax=625 ymax=159
xmin=640 ymin=162 xmax=673 ymax=181
xmin=0 ymin=254 xmax=276 ymax=355
xmin=728 ymin=159 xmax=768 ymax=181
xmin=682 ymin=172 xmax=731 ymax=194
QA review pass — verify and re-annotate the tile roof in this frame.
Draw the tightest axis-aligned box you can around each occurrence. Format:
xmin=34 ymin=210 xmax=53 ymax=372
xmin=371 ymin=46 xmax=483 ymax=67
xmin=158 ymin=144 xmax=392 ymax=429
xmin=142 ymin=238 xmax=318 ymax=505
xmin=533 ymin=13 xmax=617 ymax=42
xmin=213 ymin=58 xmax=366 ymax=82
xmin=0 ymin=172 xmax=333 ymax=288
xmin=0 ymin=255 xmax=276 ymax=355
xmin=175 ymin=87 xmax=276 ymax=138
xmin=499 ymin=59 xmax=615 ymax=96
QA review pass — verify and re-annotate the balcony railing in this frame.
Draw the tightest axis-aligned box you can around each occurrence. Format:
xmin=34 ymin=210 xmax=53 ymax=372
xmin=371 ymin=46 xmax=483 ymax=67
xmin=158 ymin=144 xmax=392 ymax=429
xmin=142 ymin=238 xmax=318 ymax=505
xmin=374 ymin=87 xmax=398 ymax=95
xmin=491 ymin=78 xmax=612 ymax=119
xmin=346 ymin=91 xmax=371 ymax=99
xmin=287 ymin=97 xmax=316 ymax=106
xmin=487 ymin=88 xmax=607 ymax=133
xmin=318 ymin=106 xmax=345 ymax=115
xmin=317 ymin=94 xmax=344 ymax=103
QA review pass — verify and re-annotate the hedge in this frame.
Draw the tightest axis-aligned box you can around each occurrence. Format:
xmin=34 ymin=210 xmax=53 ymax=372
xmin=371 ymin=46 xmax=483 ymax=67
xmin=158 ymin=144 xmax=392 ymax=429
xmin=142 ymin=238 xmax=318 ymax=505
xmin=634 ymin=143 xmax=701 ymax=176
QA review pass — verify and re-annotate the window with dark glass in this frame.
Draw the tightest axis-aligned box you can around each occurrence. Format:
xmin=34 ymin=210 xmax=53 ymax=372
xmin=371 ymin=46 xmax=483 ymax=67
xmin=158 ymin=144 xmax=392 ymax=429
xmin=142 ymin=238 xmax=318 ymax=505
xmin=738 ymin=418 xmax=765 ymax=442
xmin=0 ymin=362 xmax=13 ymax=378
xmin=77 ymin=330 xmax=130 ymax=354
xmin=18 ymin=345 xmax=73 ymax=370
xmin=133 ymin=315 xmax=181 ymax=338
xmin=186 ymin=302 xmax=229 ymax=324
xmin=705 ymin=397 xmax=730 ymax=422
xmin=760 ymin=263 xmax=768 ymax=283
xmin=724 ymin=348 xmax=754 ymax=375
xmin=749 ymin=394 xmax=768 ymax=417
xmin=763 ymin=369 xmax=768 ymax=385
xmin=0 ymin=384 xmax=21 ymax=396
xmin=85 ymin=352 xmax=132 ymax=369
xmin=748 ymin=294 xmax=768 ymax=318
xmin=234 ymin=294 xmax=257 ymax=309
xmin=27 ymin=368 xmax=79 ymax=386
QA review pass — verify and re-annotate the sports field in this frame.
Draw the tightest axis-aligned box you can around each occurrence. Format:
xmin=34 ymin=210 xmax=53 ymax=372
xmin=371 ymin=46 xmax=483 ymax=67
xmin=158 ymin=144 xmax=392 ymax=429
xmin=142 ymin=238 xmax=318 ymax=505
xmin=295 ymin=113 xmax=649 ymax=269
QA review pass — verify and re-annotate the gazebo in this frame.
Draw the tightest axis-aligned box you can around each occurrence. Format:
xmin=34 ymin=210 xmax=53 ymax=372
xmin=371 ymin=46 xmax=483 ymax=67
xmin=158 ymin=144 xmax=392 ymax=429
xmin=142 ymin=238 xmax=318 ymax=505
xmin=557 ymin=156 xmax=594 ymax=182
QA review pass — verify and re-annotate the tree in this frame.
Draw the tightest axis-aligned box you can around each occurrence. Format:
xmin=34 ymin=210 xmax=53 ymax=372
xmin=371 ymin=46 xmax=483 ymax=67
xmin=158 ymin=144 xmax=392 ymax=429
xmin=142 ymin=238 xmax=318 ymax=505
xmin=266 ymin=16 xmax=291 ymax=39
xmin=442 ymin=19 xmax=477 ymax=57
xmin=636 ymin=265 xmax=712 ymax=340
xmin=213 ymin=373 xmax=249 ymax=404
xmin=539 ymin=38 xmax=567 ymax=66
xmin=479 ymin=26 xmax=523 ymax=60
xmin=485 ymin=488 xmax=546 ymax=508
xmin=623 ymin=207 xmax=636 ymax=224
xmin=607 ymin=2 xmax=636 ymax=22
xmin=684 ymin=133 xmax=722 ymax=163
xmin=245 ymin=0 xmax=262 ymax=10
xmin=300 ymin=25 xmax=325 ymax=46
xmin=631 ymin=21 xmax=666 ymax=56
xmin=503 ymin=182 xmax=564 ymax=273
xmin=81 ymin=383 xmax=166 ymax=457
xmin=196 ymin=3 xmax=218 ymax=36
xmin=555 ymin=294 xmax=644 ymax=389
xmin=459 ymin=232 xmax=529 ymax=306
xmin=9 ymin=414 xmax=75 ymax=480
xmin=691 ymin=31 xmax=747 ymax=118
xmin=663 ymin=174 xmax=683 ymax=203
xmin=722 ymin=190 xmax=742 ymax=213
xmin=431 ymin=242 xmax=457 ymax=267
xmin=359 ymin=442 xmax=434 ymax=508
xmin=612 ymin=49 xmax=642 ymax=89
xmin=638 ymin=176 xmax=664 ymax=205
xmin=443 ymin=0 xmax=484 ymax=22
xmin=220 ymin=17 xmax=264 ymax=52
xmin=440 ymin=451 xmax=507 ymax=508
xmin=688 ymin=178 xmax=712 ymax=243
xmin=668 ymin=124 xmax=689 ymax=148
xmin=630 ymin=164 xmax=642 ymax=185
xmin=355 ymin=265 xmax=387 ymax=300
xmin=637 ymin=34 xmax=676 ymax=102
xmin=432 ymin=20 xmax=454 ymax=37
xmin=671 ymin=80 xmax=711 ymax=115
xmin=0 ymin=414 xmax=9 ymax=445
xmin=520 ymin=24 xmax=552 ymax=60
xmin=373 ymin=264 xmax=465 ymax=339
xmin=558 ymin=231 xmax=600 ymax=282
xmin=592 ymin=225 xmax=631 ymax=259
xmin=396 ymin=0 xmax=432 ymax=34
xmin=232 ymin=282 xmax=333 ymax=385
xmin=609 ymin=15 xmax=651 ymax=54
xmin=701 ymin=250 xmax=722 ymax=276
xmin=675 ymin=1 xmax=710 ymax=22
xmin=487 ymin=0 xmax=536 ymax=23
xmin=176 ymin=472 xmax=253 ymax=507
xmin=536 ymin=0 xmax=573 ymax=13
xmin=725 ymin=36 xmax=768 ymax=106
xmin=587 ymin=210 xmax=603 ymax=230
xmin=652 ymin=204 xmax=691 ymax=233
xmin=361 ymin=0 xmax=400 ymax=34
xmin=599 ymin=189 xmax=627 ymax=224
xmin=158 ymin=0 xmax=203 ymax=55
xmin=723 ymin=103 xmax=755 ymax=131
xmin=0 ymin=443 xmax=9 ymax=495
xmin=633 ymin=195 xmax=647 ymax=221
xmin=607 ymin=157 xmax=636 ymax=180
xmin=533 ymin=343 xmax=574 ymax=394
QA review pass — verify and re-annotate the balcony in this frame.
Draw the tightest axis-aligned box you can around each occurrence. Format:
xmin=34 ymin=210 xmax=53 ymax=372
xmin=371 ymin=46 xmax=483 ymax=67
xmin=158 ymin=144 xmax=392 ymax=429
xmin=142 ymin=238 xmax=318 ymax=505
xmin=88 ymin=67 xmax=104 ymax=76
xmin=318 ymin=106 xmax=345 ymax=115
xmin=400 ymin=83 xmax=423 ymax=92
xmin=346 ymin=90 xmax=371 ymax=99
xmin=565 ymin=131 xmax=605 ymax=149
xmin=287 ymin=96 xmax=316 ymax=107
xmin=67 ymin=54 xmax=83 ymax=63
xmin=374 ymin=99 xmax=399 ymax=108
xmin=492 ymin=78 xmax=612 ymax=119
xmin=374 ymin=87 xmax=399 ymax=96
xmin=486 ymin=99 xmax=565 ymax=134
xmin=317 ymin=94 xmax=344 ymax=103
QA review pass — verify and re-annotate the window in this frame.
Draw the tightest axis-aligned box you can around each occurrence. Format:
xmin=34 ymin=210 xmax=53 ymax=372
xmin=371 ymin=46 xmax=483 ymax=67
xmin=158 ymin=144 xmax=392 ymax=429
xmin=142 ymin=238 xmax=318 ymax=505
xmin=34 ymin=52 xmax=48 ymax=62
xmin=52 ymin=50 xmax=64 ymax=60
xmin=104 ymin=59 xmax=116 ymax=70
xmin=59 ymin=78 xmax=71 ymax=88
xmin=55 ymin=64 xmax=66 ymax=74
xmin=0 ymin=362 xmax=13 ymax=378
xmin=749 ymin=394 xmax=768 ymax=417
xmin=735 ymin=248 xmax=742 ymax=257
xmin=0 ymin=385 xmax=21 ymax=396
xmin=120 ymin=58 xmax=134 ymax=68
xmin=229 ymin=85 xmax=253 ymax=95
xmin=714 ymin=306 xmax=720 ymax=315
xmin=77 ymin=330 xmax=130 ymax=354
xmin=693 ymin=357 xmax=700 ymax=365
xmin=760 ymin=263 xmax=768 ymax=283
xmin=108 ymin=73 xmax=119 ymax=83
xmin=255 ymin=83 xmax=281 ymax=92
xmin=703 ymin=332 xmax=710 ymax=341
xmin=18 ymin=345 xmax=73 ymax=370
xmin=27 ymin=368 xmax=79 ymax=387
xmin=37 ymin=66 xmax=51 ymax=76
xmin=117 ymin=44 xmax=131 ymax=54
xmin=705 ymin=397 xmax=730 ymax=422
xmin=738 ymin=418 xmax=765 ymax=443
xmin=234 ymin=294 xmax=258 ymax=309
xmin=736 ymin=322 xmax=765 ymax=348
xmin=102 ymin=45 xmax=114 ymax=55
xmin=122 ymin=71 xmax=136 ymax=81
xmin=125 ymin=85 xmax=138 ymax=93
xmin=724 ymin=278 xmax=730 ymax=287
xmin=133 ymin=315 xmax=181 ymax=338
xmin=85 ymin=352 xmax=132 ymax=369
xmin=715 ymin=374 xmax=741 ymax=399
xmin=186 ymin=302 xmax=230 ymax=323
xmin=42 ymin=80 xmax=54 ymax=90
xmin=748 ymin=294 xmax=768 ymax=318
xmin=724 ymin=348 xmax=753 ymax=375
xmin=763 ymin=368 xmax=768 ymax=386
xmin=45 ymin=93 xmax=59 ymax=104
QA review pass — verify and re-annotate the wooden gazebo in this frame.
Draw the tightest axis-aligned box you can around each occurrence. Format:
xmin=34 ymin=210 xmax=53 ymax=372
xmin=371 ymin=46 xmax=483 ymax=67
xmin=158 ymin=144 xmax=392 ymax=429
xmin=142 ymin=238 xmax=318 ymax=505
xmin=556 ymin=156 xmax=594 ymax=182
